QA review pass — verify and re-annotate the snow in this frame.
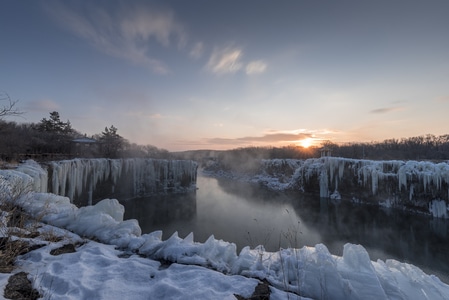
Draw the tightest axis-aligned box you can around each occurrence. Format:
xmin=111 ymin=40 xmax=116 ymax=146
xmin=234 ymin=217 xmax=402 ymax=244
xmin=18 ymin=240 xmax=259 ymax=300
xmin=2 ymin=160 xmax=449 ymax=299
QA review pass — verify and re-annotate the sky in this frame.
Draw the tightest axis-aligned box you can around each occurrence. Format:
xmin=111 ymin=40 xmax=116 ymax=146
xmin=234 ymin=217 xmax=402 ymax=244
xmin=1 ymin=0 xmax=449 ymax=151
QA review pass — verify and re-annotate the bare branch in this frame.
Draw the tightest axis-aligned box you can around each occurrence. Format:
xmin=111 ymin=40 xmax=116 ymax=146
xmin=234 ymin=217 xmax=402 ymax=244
xmin=0 ymin=92 xmax=24 ymax=119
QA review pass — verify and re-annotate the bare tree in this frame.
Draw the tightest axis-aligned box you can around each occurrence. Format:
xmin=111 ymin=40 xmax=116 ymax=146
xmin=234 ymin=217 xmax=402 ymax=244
xmin=0 ymin=92 xmax=24 ymax=119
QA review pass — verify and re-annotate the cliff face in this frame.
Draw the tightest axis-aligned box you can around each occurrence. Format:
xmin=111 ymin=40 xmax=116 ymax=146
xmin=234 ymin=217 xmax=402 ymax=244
xmin=205 ymin=157 xmax=449 ymax=218
xmin=46 ymin=158 xmax=198 ymax=205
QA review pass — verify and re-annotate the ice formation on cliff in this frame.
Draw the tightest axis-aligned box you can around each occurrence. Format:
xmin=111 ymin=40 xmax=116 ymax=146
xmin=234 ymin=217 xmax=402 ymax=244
xmin=209 ymin=157 xmax=449 ymax=218
xmin=48 ymin=158 xmax=198 ymax=203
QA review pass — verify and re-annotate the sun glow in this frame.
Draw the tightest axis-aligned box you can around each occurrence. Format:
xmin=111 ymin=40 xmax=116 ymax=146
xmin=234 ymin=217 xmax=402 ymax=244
xmin=300 ymin=138 xmax=313 ymax=148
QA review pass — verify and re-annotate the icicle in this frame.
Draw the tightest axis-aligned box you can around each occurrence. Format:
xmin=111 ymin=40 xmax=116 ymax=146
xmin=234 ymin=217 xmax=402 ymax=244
xmin=338 ymin=159 xmax=345 ymax=181
xmin=429 ymin=200 xmax=448 ymax=219
xmin=371 ymin=169 xmax=378 ymax=195
xmin=320 ymin=168 xmax=329 ymax=198
xmin=398 ymin=167 xmax=407 ymax=192
xmin=47 ymin=158 xmax=197 ymax=203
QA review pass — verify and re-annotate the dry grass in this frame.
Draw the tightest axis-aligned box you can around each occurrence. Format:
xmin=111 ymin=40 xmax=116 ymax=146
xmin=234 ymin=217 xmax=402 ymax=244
xmin=0 ymin=238 xmax=29 ymax=273
xmin=0 ymin=202 xmax=59 ymax=273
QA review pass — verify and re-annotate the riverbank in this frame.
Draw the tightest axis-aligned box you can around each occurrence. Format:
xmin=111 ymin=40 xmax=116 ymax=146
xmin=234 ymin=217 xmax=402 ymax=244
xmin=1 ymin=160 xmax=449 ymax=299
xmin=0 ymin=203 xmax=268 ymax=299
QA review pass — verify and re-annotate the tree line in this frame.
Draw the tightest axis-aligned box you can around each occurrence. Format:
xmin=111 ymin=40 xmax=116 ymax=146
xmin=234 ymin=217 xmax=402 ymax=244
xmin=0 ymin=110 xmax=171 ymax=161
xmin=324 ymin=135 xmax=449 ymax=161
xmin=204 ymin=134 xmax=449 ymax=165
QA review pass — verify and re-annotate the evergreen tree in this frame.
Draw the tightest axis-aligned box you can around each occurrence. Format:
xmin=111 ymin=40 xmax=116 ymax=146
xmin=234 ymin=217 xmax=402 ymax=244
xmin=99 ymin=125 xmax=125 ymax=158
xmin=38 ymin=111 xmax=73 ymax=134
xmin=35 ymin=111 xmax=77 ymax=154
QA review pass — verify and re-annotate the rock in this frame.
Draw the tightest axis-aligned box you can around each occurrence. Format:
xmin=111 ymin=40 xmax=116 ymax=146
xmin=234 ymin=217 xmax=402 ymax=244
xmin=4 ymin=272 xmax=40 ymax=300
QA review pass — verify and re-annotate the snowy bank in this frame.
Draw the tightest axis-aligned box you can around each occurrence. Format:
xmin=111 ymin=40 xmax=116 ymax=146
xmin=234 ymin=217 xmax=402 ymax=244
xmin=1 ymin=160 xmax=449 ymax=298
xmin=204 ymin=157 xmax=449 ymax=218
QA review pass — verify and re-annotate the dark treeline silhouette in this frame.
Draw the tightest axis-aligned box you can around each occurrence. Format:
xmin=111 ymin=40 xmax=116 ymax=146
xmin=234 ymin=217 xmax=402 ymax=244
xmin=2 ymin=108 xmax=448 ymax=163
xmin=0 ymin=111 xmax=171 ymax=161
xmin=216 ymin=134 xmax=449 ymax=163
xmin=325 ymin=134 xmax=449 ymax=161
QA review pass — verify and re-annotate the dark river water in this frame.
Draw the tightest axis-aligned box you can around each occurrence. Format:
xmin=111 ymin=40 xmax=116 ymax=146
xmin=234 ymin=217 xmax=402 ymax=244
xmin=121 ymin=175 xmax=449 ymax=283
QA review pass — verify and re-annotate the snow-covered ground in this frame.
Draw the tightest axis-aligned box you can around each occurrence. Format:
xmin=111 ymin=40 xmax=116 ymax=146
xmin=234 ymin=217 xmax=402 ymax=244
xmin=1 ymin=161 xmax=449 ymax=299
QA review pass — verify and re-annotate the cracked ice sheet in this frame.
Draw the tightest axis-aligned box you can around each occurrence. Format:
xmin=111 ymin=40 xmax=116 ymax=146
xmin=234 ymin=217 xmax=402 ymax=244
xmin=16 ymin=241 xmax=258 ymax=300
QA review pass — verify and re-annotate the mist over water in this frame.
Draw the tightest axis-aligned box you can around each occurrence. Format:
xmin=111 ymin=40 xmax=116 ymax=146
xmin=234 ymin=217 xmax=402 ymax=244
xmin=121 ymin=175 xmax=449 ymax=283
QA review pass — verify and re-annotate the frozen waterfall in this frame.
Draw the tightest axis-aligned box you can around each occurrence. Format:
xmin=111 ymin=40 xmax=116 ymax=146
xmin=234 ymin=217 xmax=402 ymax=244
xmin=47 ymin=158 xmax=198 ymax=205
xmin=205 ymin=157 xmax=449 ymax=218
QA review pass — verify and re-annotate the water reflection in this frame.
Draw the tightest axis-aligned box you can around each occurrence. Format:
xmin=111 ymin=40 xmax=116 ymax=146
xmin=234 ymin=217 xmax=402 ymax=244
xmin=122 ymin=192 xmax=197 ymax=233
xmin=120 ymin=176 xmax=449 ymax=283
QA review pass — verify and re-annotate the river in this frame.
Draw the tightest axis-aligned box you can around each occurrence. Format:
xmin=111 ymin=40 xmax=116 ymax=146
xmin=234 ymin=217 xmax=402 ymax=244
xmin=121 ymin=175 xmax=449 ymax=283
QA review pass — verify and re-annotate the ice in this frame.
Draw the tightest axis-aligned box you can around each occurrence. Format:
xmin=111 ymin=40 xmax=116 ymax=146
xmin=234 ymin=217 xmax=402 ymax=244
xmin=15 ymin=160 xmax=48 ymax=193
xmin=429 ymin=199 xmax=448 ymax=218
xmin=206 ymin=157 xmax=449 ymax=218
xmin=49 ymin=158 xmax=198 ymax=203
xmin=2 ymin=160 xmax=449 ymax=299
xmin=15 ymin=191 xmax=141 ymax=248
xmin=18 ymin=241 xmax=259 ymax=300
xmin=330 ymin=189 xmax=341 ymax=200
xmin=338 ymin=244 xmax=388 ymax=299
xmin=139 ymin=232 xmax=238 ymax=273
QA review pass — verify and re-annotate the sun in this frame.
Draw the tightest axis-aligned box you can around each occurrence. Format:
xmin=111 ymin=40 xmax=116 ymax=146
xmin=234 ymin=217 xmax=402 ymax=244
xmin=300 ymin=138 xmax=313 ymax=148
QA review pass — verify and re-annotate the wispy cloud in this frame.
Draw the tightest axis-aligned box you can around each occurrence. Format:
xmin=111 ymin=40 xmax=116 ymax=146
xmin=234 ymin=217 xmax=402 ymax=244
xmin=45 ymin=2 xmax=186 ymax=74
xmin=246 ymin=60 xmax=267 ymax=75
xmin=370 ymin=106 xmax=404 ymax=114
xmin=206 ymin=46 xmax=243 ymax=74
xmin=206 ymin=46 xmax=268 ymax=75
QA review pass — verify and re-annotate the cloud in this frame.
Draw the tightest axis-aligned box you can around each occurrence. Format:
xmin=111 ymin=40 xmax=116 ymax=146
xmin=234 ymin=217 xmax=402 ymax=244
xmin=370 ymin=106 xmax=404 ymax=114
xmin=45 ymin=2 xmax=186 ymax=74
xmin=190 ymin=42 xmax=204 ymax=59
xmin=246 ymin=60 xmax=267 ymax=75
xmin=206 ymin=130 xmax=315 ymax=145
xmin=206 ymin=47 xmax=243 ymax=74
xmin=24 ymin=100 xmax=60 ymax=112
xmin=206 ymin=46 xmax=268 ymax=76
